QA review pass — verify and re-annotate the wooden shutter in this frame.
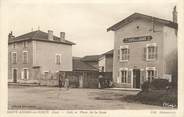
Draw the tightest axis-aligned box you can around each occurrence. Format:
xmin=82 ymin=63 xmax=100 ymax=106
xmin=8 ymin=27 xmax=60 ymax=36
xmin=143 ymin=47 xmax=147 ymax=61
xmin=117 ymin=70 xmax=121 ymax=83
xmin=27 ymin=69 xmax=29 ymax=80
xmin=9 ymin=52 xmax=11 ymax=63
xmin=21 ymin=70 xmax=24 ymax=79
xmin=140 ymin=70 xmax=146 ymax=84
xmin=118 ymin=49 xmax=120 ymax=60
xmin=154 ymin=70 xmax=158 ymax=79
xmin=128 ymin=70 xmax=131 ymax=83
xmin=128 ymin=49 xmax=130 ymax=60
xmin=155 ymin=46 xmax=158 ymax=60
xmin=142 ymin=70 xmax=146 ymax=82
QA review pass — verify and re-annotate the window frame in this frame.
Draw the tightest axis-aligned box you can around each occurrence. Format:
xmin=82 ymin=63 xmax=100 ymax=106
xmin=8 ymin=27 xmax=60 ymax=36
xmin=12 ymin=43 xmax=16 ymax=49
xmin=23 ymin=68 xmax=29 ymax=80
xmin=11 ymin=68 xmax=18 ymax=81
xmin=11 ymin=52 xmax=17 ymax=64
xmin=119 ymin=68 xmax=130 ymax=84
xmin=23 ymin=41 xmax=28 ymax=48
xmin=146 ymin=67 xmax=157 ymax=82
xmin=146 ymin=43 xmax=157 ymax=61
xmin=55 ymin=54 xmax=61 ymax=65
xmin=23 ymin=51 xmax=28 ymax=64
xmin=120 ymin=45 xmax=129 ymax=62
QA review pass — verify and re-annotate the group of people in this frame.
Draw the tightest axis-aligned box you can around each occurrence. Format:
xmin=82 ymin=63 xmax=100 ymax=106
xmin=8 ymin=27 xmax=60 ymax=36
xmin=58 ymin=74 xmax=69 ymax=90
xmin=98 ymin=74 xmax=113 ymax=89
xmin=58 ymin=74 xmax=112 ymax=89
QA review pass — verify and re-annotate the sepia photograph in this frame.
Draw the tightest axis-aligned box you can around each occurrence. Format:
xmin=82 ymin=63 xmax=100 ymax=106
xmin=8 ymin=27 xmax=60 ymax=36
xmin=0 ymin=0 xmax=184 ymax=116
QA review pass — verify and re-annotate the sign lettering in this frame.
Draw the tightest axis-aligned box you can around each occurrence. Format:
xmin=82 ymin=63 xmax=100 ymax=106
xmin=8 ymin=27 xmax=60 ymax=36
xmin=123 ymin=36 xmax=152 ymax=43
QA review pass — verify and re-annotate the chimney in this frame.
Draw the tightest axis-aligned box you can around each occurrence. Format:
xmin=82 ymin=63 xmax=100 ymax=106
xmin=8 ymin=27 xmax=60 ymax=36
xmin=48 ymin=30 xmax=53 ymax=40
xmin=172 ymin=6 xmax=177 ymax=23
xmin=8 ymin=31 xmax=15 ymax=39
xmin=60 ymin=32 xmax=65 ymax=40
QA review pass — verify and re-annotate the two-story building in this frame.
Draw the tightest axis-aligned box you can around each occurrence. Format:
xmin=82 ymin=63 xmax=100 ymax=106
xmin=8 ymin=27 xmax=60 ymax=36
xmin=107 ymin=11 xmax=177 ymax=88
xmin=8 ymin=30 xmax=75 ymax=83
xmin=98 ymin=50 xmax=113 ymax=72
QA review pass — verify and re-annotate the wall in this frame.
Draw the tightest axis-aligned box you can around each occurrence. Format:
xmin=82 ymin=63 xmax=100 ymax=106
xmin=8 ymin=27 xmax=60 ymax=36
xmin=33 ymin=40 xmax=73 ymax=74
xmin=163 ymin=26 xmax=177 ymax=81
xmin=84 ymin=61 xmax=99 ymax=69
xmin=8 ymin=41 xmax=33 ymax=82
xmin=39 ymin=71 xmax=112 ymax=88
xmin=113 ymin=18 xmax=165 ymax=87
xmin=105 ymin=55 xmax=113 ymax=72
xmin=99 ymin=55 xmax=113 ymax=72
xmin=98 ymin=56 xmax=106 ymax=71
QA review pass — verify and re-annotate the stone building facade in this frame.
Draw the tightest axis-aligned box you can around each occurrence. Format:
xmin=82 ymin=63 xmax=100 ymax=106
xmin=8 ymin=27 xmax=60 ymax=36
xmin=8 ymin=30 xmax=75 ymax=83
xmin=107 ymin=12 xmax=177 ymax=88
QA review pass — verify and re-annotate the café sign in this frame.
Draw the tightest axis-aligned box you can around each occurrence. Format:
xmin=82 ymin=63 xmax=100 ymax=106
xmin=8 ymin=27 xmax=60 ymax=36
xmin=123 ymin=36 xmax=152 ymax=43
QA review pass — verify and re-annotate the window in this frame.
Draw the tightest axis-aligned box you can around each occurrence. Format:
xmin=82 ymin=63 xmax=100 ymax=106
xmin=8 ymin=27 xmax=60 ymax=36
xmin=23 ymin=68 xmax=29 ymax=80
xmin=23 ymin=41 xmax=28 ymax=48
xmin=120 ymin=45 xmax=129 ymax=61
xmin=23 ymin=51 xmax=28 ymax=64
xmin=146 ymin=43 xmax=158 ymax=60
xmin=146 ymin=67 xmax=157 ymax=82
xmin=12 ymin=52 xmax=17 ymax=64
xmin=120 ymin=68 xmax=128 ymax=83
xmin=44 ymin=71 xmax=49 ymax=79
xmin=56 ymin=54 xmax=61 ymax=65
xmin=13 ymin=43 xmax=16 ymax=49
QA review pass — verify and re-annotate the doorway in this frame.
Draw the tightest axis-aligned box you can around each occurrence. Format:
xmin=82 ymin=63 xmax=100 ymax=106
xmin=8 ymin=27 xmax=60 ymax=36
xmin=12 ymin=68 xmax=17 ymax=83
xmin=133 ymin=69 xmax=140 ymax=88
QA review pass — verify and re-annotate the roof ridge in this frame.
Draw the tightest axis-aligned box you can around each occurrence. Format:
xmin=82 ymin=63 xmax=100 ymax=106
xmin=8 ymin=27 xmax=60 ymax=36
xmin=32 ymin=30 xmax=41 ymax=39
xmin=11 ymin=30 xmax=75 ymax=45
xmin=107 ymin=12 xmax=177 ymax=31
xmin=82 ymin=61 xmax=98 ymax=70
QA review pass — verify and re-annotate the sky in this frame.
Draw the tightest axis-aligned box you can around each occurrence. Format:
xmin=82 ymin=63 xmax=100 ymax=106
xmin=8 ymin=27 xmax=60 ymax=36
xmin=2 ymin=0 xmax=177 ymax=57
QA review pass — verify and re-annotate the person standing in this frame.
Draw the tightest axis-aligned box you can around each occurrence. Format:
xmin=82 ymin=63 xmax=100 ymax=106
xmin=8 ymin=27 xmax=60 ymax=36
xmin=98 ymin=74 xmax=103 ymax=89
xmin=64 ymin=78 xmax=69 ymax=90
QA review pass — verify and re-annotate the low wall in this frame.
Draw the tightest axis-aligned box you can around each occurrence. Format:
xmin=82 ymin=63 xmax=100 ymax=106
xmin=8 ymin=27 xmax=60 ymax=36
xmin=39 ymin=71 xmax=112 ymax=88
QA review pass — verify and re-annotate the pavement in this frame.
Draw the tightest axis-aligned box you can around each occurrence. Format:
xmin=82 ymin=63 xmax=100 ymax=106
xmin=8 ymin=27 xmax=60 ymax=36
xmin=8 ymin=86 xmax=166 ymax=110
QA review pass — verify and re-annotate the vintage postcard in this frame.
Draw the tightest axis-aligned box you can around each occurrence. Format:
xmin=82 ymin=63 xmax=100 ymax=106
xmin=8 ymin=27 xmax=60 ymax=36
xmin=0 ymin=0 xmax=184 ymax=117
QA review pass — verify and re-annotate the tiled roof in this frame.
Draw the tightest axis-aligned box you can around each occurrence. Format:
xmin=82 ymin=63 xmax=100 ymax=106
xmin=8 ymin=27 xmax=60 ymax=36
xmin=81 ymin=55 xmax=100 ymax=62
xmin=73 ymin=57 xmax=98 ymax=71
xmin=107 ymin=12 xmax=178 ymax=31
xmin=102 ymin=49 xmax=113 ymax=56
xmin=8 ymin=30 xmax=75 ymax=45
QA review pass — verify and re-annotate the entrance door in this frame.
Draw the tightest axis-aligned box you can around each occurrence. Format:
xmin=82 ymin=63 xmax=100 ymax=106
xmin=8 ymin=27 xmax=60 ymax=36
xmin=13 ymin=69 xmax=17 ymax=83
xmin=133 ymin=69 xmax=140 ymax=88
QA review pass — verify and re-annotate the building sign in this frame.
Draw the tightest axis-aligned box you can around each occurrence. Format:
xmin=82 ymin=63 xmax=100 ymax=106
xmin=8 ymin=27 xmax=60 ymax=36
xmin=123 ymin=36 xmax=152 ymax=43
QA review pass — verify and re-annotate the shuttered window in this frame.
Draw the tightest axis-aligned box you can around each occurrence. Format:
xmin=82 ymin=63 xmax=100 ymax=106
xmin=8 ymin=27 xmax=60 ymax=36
xmin=23 ymin=68 xmax=29 ymax=80
xmin=23 ymin=51 xmax=28 ymax=64
xmin=146 ymin=68 xmax=157 ymax=82
xmin=23 ymin=41 xmax=28 ymax=48
xmin=121 ymin=70 xmax=128 ymax=83
xmin=120 ymin=68 xmax=129 ymax=83
xmin=56 ymin=54 xmax=61 ymax=65
xmin=128 ymin=70 xmax=132 ymax=83
xmin=120 ymin=45 xmax=129 ymax=62
xmin=12 ymin=52 xmax=17 ymax=64
xmin=146 ymin=43 xmax=158 ymax=61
